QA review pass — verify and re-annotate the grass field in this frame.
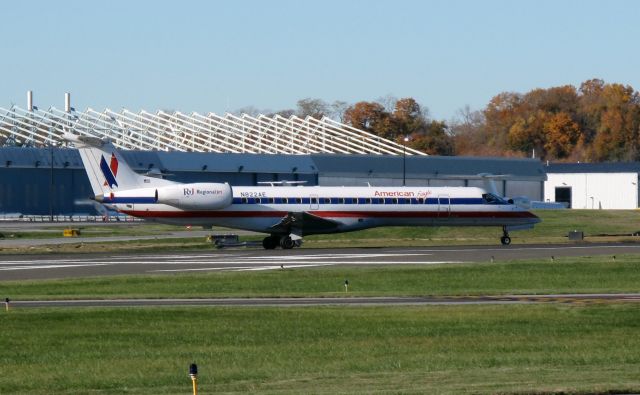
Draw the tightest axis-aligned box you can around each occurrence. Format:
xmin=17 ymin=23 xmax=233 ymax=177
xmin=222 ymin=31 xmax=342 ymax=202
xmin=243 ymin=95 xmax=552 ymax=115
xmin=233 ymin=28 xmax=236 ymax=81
xmin=3 ymin=209 xmax=640 ymax=255
xmin=1 ymin=255 xmax=639 ymax=300
xmin=305 ymin=209 xmax=640 ymax=247
xmin=2 ymin=211 xmax=640 ymax=393
xmin=1 ymin=304 xmax=639 ymax=394
xmin=0 ymin=223 xmax=181 ymax=239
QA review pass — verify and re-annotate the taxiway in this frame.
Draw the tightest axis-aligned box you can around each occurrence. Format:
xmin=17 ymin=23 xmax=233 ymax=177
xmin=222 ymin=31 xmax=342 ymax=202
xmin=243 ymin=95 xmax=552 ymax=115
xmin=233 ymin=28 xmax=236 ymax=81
xmin=1 ymin=242 xmax=639 ymax=281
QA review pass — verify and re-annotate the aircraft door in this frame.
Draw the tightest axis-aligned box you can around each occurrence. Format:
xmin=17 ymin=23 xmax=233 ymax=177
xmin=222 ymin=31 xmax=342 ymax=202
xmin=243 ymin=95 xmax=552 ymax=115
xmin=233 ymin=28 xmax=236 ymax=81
xmin=437 ymin=195 xmax=450 ymax=218
xmin=310 ymin=194 xmax=319 ymax=210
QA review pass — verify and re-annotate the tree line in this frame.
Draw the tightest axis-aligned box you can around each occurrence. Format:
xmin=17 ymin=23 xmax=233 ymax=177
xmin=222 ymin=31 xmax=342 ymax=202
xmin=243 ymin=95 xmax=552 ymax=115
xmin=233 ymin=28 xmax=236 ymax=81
xmin=237 ymin=79 xmax=640 ymax=161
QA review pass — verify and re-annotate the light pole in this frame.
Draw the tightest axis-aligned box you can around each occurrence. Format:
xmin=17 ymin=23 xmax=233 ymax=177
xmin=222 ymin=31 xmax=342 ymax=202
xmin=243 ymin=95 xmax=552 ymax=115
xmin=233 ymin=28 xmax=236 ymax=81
xmin=49 ymin=142 xmax=55 ymax=222
xmin=402 ymin=136 xmax=409 ymax=186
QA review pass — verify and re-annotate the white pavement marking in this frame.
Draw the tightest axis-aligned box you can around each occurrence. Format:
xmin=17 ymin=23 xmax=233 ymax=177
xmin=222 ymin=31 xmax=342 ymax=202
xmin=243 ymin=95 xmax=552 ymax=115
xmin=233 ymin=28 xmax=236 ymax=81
xmin=0 ymin=251 xmax=439 ymax=269
xmin=403 ymin=245 xmax=640 ymax=253
xmin=0 ymin=264 xmax=110 ymax=271
xmin=245 ymin=253 xmax=430 ymax=260
xmin=151 ymin=263 xmax=337 ymax=272
xmin=107 ymin=254 xmax=239 ymax=260
xmin=147 ymin=261 xmax=464 ymax=273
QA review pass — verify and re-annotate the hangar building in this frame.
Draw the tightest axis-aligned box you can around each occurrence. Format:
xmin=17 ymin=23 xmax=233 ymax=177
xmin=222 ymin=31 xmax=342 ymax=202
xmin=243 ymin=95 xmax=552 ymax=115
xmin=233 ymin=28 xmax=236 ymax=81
xmin=545 ymin=162 xmax=640 ymax=209
xmin=0 ymin=100 xmax=546 ymax=217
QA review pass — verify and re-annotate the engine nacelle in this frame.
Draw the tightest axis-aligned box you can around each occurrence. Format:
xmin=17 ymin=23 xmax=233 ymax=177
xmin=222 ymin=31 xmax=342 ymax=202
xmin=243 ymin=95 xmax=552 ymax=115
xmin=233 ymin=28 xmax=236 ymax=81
xmin=156 ymin=183 xmax=232 ymax=210
xmin=507 ymin=196 xmax=531 ymax=209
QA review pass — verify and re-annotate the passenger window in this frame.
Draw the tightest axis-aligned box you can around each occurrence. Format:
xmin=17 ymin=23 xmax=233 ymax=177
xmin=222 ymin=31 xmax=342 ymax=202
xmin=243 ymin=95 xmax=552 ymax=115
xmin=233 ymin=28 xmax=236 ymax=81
xmin=296 ymin=198 xmax=302 ymax=204
xmin=241 ymin=197 xmax=248 ymax=204
xmin=418 ymin=198 xmax=424 ymax=204
xmin=366 ymin=198 xmax=372 ymax=204
xmin=392 ymin=198 xmax=398 ymax=204
xmin=269 ymin=198 xmax=275 ymax=204
xmin=311 ymin=197 xmax=317 ymax=204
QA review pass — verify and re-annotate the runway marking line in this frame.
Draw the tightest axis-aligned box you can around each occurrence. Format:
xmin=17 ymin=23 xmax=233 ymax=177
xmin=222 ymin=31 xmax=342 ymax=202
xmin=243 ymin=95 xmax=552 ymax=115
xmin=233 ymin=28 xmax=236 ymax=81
xmin=0 ymin=264 xmax=111 ymax=271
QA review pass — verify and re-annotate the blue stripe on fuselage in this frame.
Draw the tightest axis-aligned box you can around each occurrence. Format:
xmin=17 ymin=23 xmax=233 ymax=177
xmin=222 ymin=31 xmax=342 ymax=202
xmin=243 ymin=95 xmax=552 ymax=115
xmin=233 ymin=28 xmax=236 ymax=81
xmin=106 ymin=197 xmax=501 ymax=206
xmin=230 ymin=197 xmax=493 ymax=205
xmin=103 ymin=197 xmax=157 ymax=204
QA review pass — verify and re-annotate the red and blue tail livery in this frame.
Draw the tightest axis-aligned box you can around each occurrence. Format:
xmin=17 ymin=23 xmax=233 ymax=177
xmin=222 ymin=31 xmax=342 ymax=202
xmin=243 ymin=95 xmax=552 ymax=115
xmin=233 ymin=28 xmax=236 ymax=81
xmin=100 ymin=153 xmax=119 ymax=188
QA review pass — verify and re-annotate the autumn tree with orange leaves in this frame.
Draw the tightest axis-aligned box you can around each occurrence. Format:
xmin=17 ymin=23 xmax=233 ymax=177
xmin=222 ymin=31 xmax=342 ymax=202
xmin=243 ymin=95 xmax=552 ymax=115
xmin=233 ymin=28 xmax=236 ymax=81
xmin=343 ymin=98 xmax=454 ymax=155
xmin=256 ymin=78 xmax=640 ymax=161
xmin=451 ymin=79 xmax=640 ymax=161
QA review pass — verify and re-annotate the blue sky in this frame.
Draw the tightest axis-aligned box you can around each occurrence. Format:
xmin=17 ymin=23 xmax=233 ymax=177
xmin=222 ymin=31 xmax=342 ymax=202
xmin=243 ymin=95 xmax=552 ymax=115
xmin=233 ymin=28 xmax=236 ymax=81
xmin=1 ymin=0 xmax=638 ymax=120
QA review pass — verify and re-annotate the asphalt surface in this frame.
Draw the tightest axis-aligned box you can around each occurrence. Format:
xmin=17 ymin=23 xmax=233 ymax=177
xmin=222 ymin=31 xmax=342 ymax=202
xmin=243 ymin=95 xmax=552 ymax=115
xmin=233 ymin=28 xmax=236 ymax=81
xmin=0 ymin=221 xmax=258 ymax=246
xmin=8 ymin=293 xmax=640 ymax=309
xmin=1 ymin=242 xmax=640 ymax=281
xmin=3 ymin=242 xmax=640 ymax=308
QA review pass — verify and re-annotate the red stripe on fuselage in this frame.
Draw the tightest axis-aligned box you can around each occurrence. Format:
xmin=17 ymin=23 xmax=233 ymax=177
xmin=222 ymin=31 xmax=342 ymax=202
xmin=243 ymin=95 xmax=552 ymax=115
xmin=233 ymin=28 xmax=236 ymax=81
xmin=119 ymin=210 xmax=538 ymax=219
xmin=313 ymin=211 xmax=538 ymax=219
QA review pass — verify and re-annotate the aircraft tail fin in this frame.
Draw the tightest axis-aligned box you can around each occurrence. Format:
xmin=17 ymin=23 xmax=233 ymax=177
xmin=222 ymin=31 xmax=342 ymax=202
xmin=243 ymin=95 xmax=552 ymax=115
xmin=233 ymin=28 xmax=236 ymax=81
xmin=476 ymin=173 xmax=508 ymax=196
xmin=63 ymin=133 xmax=166 ymax=197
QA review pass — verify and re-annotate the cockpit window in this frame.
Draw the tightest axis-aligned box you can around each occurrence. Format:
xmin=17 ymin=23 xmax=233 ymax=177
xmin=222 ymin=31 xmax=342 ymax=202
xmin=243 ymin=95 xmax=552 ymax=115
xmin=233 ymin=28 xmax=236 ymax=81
xmin=482 ymin=193 xmax=508 ymax=205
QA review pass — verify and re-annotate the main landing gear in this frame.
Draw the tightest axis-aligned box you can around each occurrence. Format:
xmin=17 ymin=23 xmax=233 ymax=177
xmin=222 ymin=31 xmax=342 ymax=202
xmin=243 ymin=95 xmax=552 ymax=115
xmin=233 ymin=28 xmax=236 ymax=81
xmin=262 ymin=235 xmax=302 ymax=250
xmin=500 ymin=226 xmax=511 ymax=246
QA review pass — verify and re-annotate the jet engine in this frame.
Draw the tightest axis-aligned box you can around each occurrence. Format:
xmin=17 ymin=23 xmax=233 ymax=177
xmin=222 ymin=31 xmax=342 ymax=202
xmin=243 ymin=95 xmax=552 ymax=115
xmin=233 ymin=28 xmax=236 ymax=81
xmin=507 ymin=196 xmax=532 ymax=209
xmin=155 ymin=183 xmax=233 ymax=210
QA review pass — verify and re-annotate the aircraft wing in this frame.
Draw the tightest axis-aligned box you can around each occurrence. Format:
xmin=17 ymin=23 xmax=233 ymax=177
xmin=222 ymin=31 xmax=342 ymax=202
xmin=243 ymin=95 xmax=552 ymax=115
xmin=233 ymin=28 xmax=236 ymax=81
xmin=270 ymin=211 xmax=340 ymax=236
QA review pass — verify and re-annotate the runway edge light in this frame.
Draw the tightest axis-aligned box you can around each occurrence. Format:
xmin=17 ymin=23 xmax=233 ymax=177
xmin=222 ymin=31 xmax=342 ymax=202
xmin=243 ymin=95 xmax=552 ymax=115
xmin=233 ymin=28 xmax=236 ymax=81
xmin=5 ymin=298 xmax=9 ymax=312
xmin=189 ymin=363 xmax=198 ymax=395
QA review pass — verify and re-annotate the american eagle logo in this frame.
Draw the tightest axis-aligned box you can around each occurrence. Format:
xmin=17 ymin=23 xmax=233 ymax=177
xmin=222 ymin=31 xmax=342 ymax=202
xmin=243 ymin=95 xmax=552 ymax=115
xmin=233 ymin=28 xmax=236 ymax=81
xmin=100 ymin=153 xmax=119 ymax=188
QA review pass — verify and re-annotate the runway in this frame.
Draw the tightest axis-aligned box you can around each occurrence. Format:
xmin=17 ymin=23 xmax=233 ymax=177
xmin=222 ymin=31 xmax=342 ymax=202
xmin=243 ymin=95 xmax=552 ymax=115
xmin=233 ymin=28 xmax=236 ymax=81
xmin=1 ymin=242 xmax=640 ymax=281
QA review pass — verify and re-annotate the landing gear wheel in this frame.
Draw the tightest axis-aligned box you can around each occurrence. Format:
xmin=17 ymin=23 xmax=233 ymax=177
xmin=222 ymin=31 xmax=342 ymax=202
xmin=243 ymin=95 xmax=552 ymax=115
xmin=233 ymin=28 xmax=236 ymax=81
xmin=280 ymin=236 xmax=295 ymax=249
xmin=500 ymin=236 xmax=511 ymax=245
xmin=262 ymin=236 xmax=278 ymax=250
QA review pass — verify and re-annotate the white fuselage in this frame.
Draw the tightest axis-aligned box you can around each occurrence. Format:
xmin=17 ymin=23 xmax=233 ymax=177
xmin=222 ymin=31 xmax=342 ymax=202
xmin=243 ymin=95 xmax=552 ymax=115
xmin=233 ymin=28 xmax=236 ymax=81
xmin=108 ymin=186 xmax=540 ymax=235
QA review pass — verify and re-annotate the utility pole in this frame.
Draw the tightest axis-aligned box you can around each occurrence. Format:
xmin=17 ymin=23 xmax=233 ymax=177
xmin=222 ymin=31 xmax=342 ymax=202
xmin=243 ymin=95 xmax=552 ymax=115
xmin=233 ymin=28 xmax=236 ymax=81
xmin=402 ymin=136 xmax=409 ymax=186
xmin=50 ymin=143 xmax=54 ymax=222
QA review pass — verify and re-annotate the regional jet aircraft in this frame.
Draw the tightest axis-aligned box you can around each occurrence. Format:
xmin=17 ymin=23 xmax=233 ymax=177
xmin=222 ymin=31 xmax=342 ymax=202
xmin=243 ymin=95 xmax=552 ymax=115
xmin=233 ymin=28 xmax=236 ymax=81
xmin=64 ymin=133 xmax=540 ymax=249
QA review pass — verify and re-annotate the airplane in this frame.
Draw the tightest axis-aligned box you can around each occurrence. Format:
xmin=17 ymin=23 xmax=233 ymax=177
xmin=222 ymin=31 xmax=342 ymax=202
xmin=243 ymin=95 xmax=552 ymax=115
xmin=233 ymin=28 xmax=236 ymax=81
xmin=63 ymin=133 xmax=541 ymax=249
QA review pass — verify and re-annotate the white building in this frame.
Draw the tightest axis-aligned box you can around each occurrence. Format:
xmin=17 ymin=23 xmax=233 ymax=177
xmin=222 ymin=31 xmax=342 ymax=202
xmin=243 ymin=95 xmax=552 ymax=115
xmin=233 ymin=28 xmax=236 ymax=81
xmin=544 ymin=163 xmax=640 ymax=209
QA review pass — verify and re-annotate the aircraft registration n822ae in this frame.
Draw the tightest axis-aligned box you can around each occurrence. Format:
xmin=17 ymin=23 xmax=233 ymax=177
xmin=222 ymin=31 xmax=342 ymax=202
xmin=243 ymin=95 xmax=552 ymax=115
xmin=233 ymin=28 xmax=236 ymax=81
xmin=64 ymin=133 xmax=540 ymax=249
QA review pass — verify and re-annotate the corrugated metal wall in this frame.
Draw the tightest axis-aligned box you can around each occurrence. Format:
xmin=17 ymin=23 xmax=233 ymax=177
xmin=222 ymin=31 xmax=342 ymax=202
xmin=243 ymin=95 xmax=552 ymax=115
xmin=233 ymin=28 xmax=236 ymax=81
xmin=0 ymin=148 xmax=545 ymax=215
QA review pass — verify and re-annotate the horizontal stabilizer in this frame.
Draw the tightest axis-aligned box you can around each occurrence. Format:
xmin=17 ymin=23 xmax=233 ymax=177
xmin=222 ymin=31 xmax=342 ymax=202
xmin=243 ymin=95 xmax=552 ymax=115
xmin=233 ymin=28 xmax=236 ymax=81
xmin=62 ymin=133 xmax=106 ymax=148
